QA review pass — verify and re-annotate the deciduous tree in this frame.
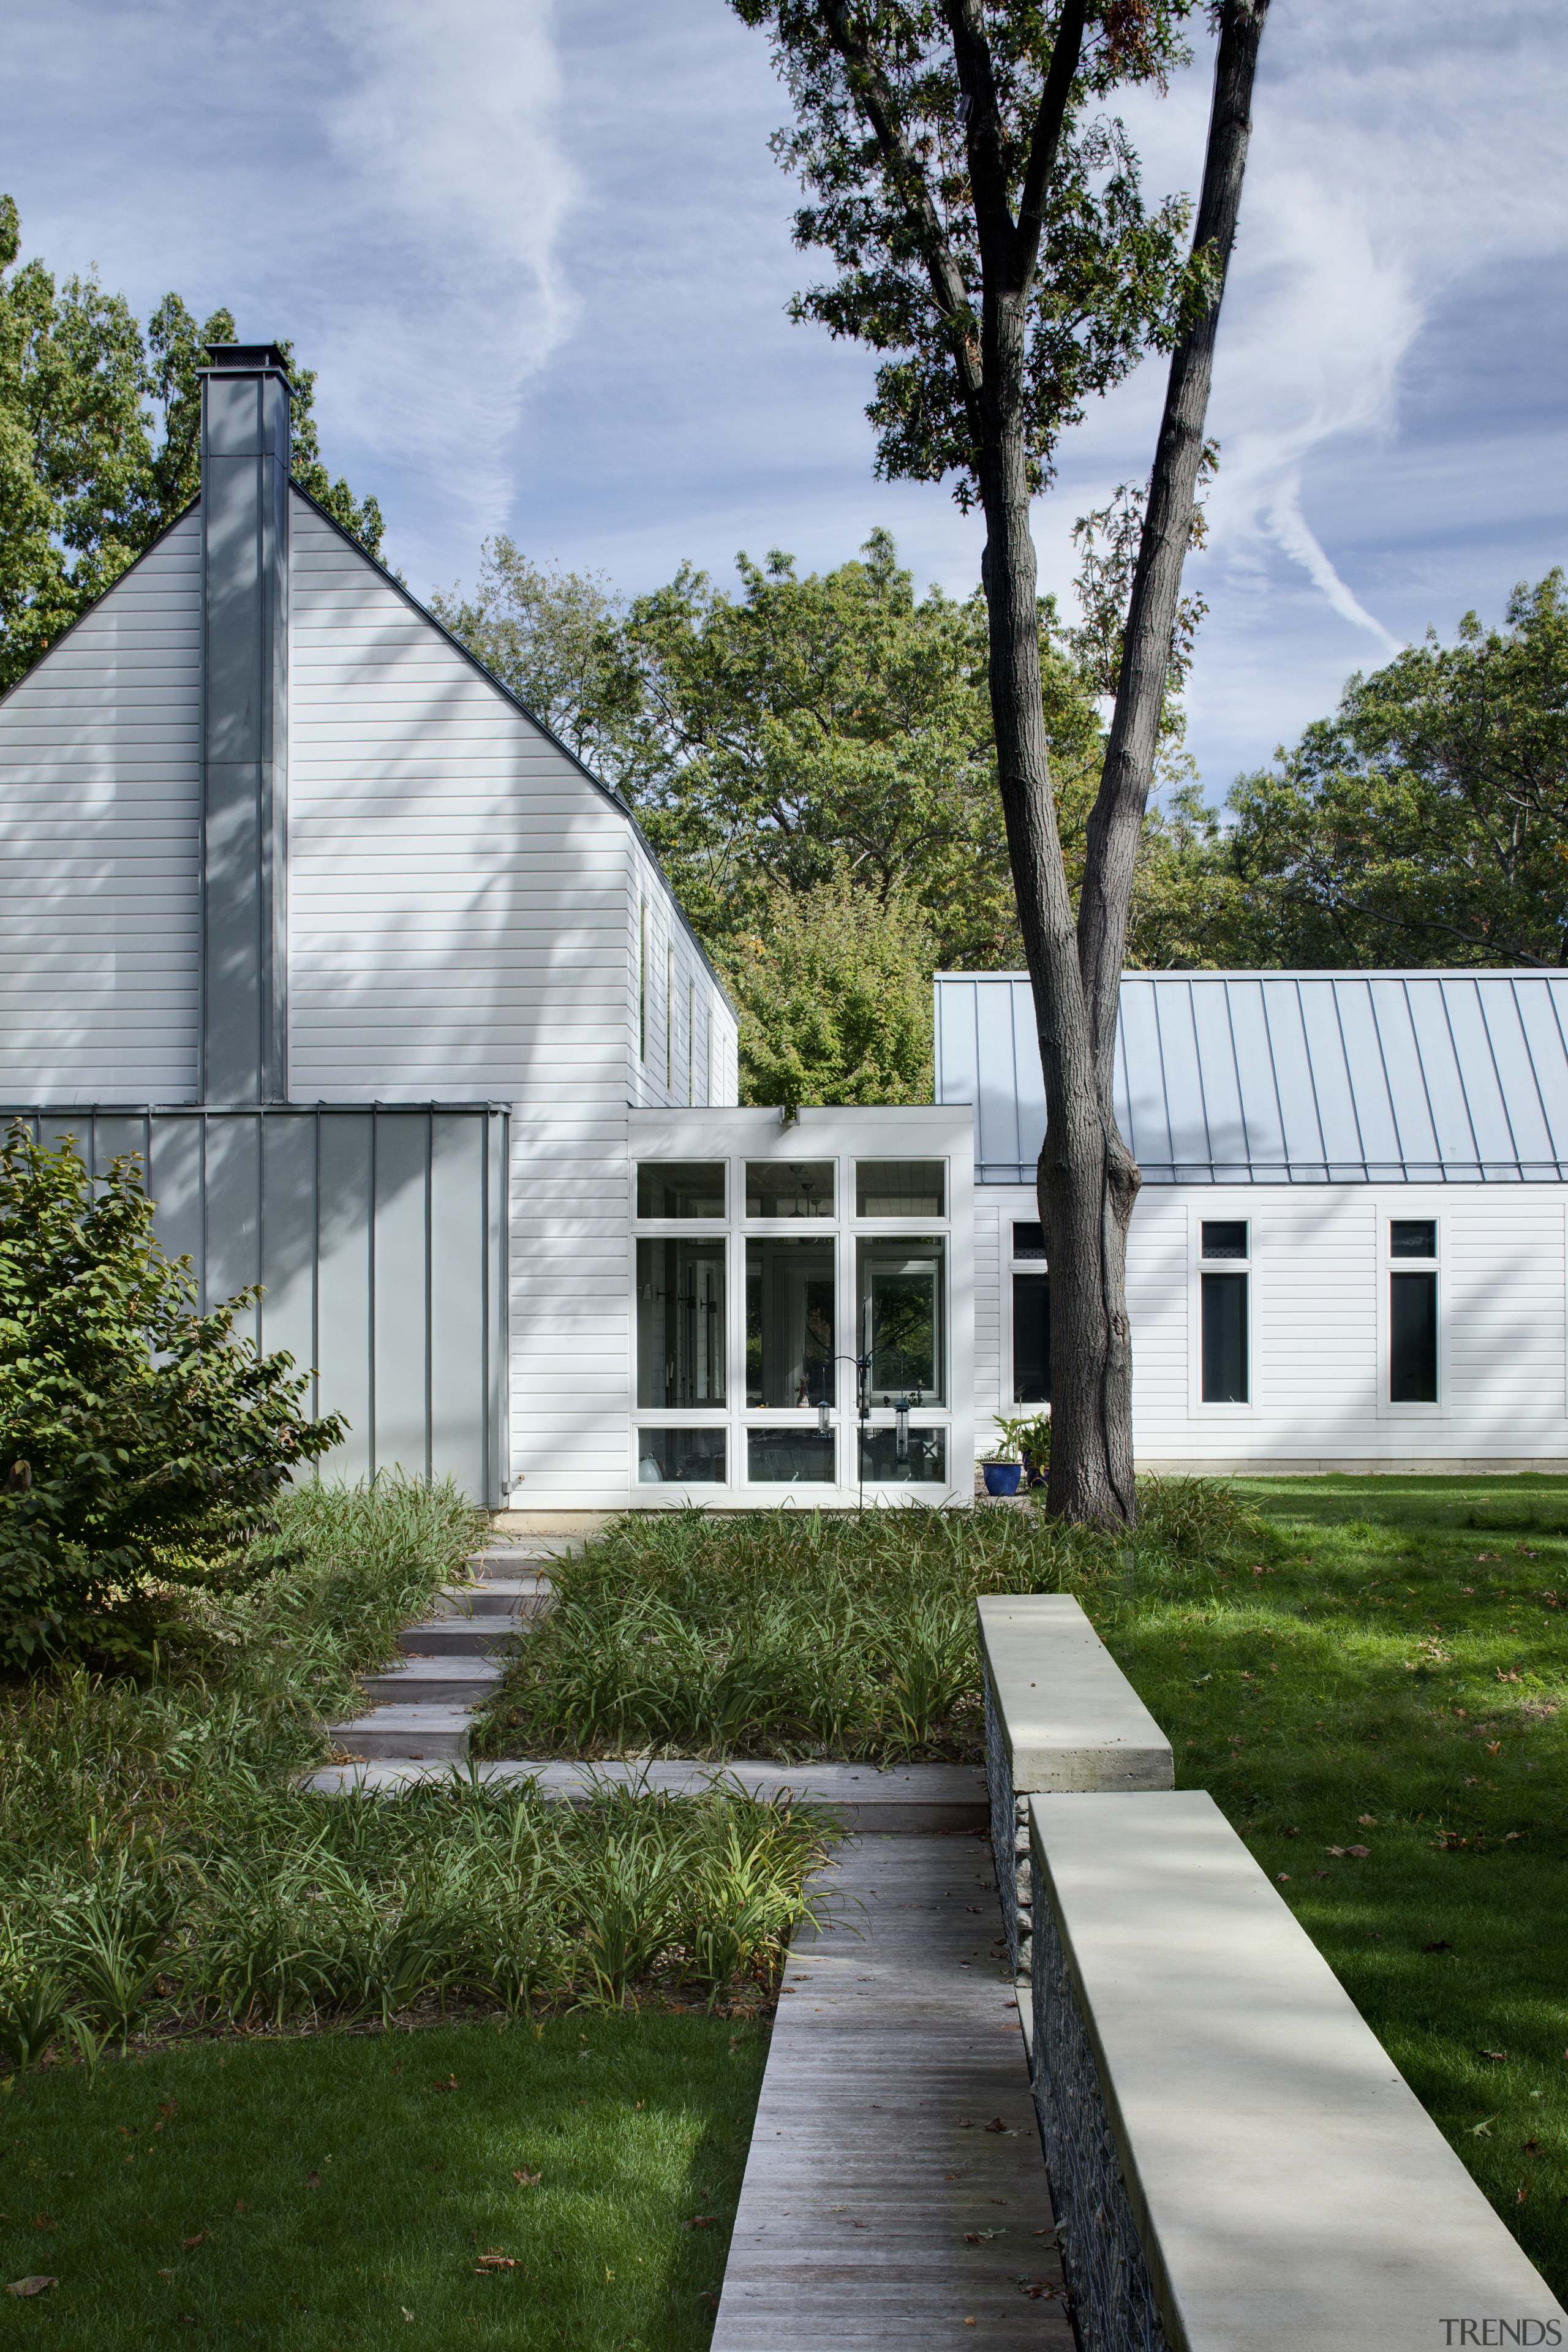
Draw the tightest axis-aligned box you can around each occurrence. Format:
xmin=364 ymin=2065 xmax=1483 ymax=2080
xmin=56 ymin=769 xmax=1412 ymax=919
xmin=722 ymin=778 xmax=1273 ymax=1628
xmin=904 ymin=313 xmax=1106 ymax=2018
xmin=730 ymin=0 xmax=1268 ymax=1520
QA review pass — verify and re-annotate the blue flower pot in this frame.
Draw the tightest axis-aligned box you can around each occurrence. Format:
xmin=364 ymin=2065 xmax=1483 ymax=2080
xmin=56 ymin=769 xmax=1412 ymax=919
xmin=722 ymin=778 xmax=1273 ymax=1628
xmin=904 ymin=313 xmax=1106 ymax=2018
xmin=983 ymin=1461 xmax=1022 ymax=1497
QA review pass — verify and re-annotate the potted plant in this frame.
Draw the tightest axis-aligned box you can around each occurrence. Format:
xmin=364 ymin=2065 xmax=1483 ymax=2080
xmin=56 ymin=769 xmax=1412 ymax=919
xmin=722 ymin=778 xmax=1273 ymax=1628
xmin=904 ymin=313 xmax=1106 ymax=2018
xmin=981 ymin=1422 xmax=1023 ymax=1497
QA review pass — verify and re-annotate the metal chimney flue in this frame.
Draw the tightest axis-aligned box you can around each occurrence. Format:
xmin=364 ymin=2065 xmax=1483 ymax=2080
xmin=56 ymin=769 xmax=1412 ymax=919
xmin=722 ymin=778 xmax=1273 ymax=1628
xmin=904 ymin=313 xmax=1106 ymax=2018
xmin=197 ymin=343 xmax=292 ymax=1104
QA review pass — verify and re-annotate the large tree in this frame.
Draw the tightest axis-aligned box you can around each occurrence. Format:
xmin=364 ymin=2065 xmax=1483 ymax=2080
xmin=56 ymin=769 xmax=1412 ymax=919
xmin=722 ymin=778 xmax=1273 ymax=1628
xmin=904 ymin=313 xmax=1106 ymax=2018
xmin=0 ymin=197 xmax=383 ymax=693
xmin=1221 ymin=571 xmax=1568 ymax=968
xmin=731 ymin=0 xmax=1268 ymax=1520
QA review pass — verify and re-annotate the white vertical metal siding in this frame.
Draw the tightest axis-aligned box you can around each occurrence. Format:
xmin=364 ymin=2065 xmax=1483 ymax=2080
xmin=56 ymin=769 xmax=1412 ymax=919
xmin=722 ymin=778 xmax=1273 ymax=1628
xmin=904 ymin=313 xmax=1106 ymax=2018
xmin=0 ymin=514 xmax=203 ymax=1101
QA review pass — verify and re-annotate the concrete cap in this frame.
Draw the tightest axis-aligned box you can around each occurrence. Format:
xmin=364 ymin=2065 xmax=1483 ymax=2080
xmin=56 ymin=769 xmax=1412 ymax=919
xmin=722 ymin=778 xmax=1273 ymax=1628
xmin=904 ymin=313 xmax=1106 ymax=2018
xmin=977 ymin=1593 xmax=1172 ymax=1789
xmin=1029 ymin=1790 xmax=1565 ymax=2350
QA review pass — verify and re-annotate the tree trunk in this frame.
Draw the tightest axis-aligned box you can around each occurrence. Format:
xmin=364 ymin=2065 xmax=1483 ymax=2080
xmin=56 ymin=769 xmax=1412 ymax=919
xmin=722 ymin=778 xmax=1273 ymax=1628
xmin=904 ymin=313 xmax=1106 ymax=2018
xmin=988 ymin=0 xmax=1268 ymax=1524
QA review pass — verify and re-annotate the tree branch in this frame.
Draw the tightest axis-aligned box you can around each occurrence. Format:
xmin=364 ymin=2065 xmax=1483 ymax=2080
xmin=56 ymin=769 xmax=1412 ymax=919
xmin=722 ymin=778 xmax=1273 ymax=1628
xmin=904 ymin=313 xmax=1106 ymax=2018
xmin=1077 ymin=0 xmax=1268 ymax=1101
xmin=820 ymin=1 xmax=985 ymax=415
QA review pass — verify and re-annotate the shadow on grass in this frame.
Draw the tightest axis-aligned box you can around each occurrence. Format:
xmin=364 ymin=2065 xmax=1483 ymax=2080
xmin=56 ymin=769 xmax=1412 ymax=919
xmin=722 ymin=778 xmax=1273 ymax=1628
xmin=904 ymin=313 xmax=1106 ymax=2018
xmin=0 ymin=2011 xmax=766 ymax=2350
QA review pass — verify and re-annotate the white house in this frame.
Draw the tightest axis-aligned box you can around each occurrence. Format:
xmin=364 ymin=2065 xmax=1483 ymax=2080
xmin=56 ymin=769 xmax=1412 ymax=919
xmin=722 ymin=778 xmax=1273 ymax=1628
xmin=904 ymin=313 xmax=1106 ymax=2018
xmin=2 ymin=344 xmax=1564 ymax=1524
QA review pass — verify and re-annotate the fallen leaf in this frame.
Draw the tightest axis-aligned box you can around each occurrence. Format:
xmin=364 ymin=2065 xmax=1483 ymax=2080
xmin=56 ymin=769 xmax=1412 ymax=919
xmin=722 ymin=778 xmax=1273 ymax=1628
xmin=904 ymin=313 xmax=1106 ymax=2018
xmin=159 ymin=2100 xmax=178 ymax=2120
xmin=1487 ymin=1741 xmax=1502 ymax=1755
xmin=475 ymin=2253 xmax=516 ymax=2274
xmin=634 ymin=2101 xmax=645 ymax=2111
xmin=431 ymin=2075 xmax=459 ymax=2092
xmin=1313 ymin=1869 xmax=1330 ymax=1880
xmin=1344 ymin=1844 xmax=1371 ymax=1860
xmin=233 ymin=2199 xmax=247 ymax=2215
xmin=1326 ymin=1845 xmax=1345 ymax=1857
xmin=402 ymin=2309 xmax=414 ymax=2323
xmin=684 ymin=2215 xmax=715 ymax=2230
xmin=1276 ymin=1872 xmax=1292 ymax=1882
xmin=1283 ymin=1826 xmax=1299 ymax=1838
xmin=1472 ymin=2115 xmax=1499 ymax=2137
xmin=1358 ymin=1815 xmax=1378 ymax=1826
xmin=964 ymin=2228 xmax=1005 ymax=2242
xmin=306 ymin=2173 xmax=322 ymax=2190
xmin=1518 ymin=2187 xmax=1530 ymax=2204
xmin=511 ymin=2169 xmax=541 ymax=2189
xmin=1525 ymin=2138 xmax=1540 ymax=2155
xmin=180 ymin=2233 xmax=208 ymax=2252
xmin=1423 ymin=1940 xmax=1452 ymax=1953
xmin=1482 ymin=2049 xmax=1509 ymax=2063
xmin=984 ymin=2117 xmax=1006 ymax=2133
xmin=6 ymin=2278 xmax=56 ymax=2299
xmin=32 ymin=2217 xmax=55 ymax=2234
xmin=956 ymin=2118 xmax=973 ymax=2130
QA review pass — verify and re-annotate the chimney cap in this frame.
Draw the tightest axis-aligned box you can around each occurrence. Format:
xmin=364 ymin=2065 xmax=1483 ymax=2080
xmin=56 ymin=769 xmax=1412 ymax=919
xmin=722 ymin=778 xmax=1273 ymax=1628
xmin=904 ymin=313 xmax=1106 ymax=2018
xmin=197 ymin=342 xmax=296 ymax=391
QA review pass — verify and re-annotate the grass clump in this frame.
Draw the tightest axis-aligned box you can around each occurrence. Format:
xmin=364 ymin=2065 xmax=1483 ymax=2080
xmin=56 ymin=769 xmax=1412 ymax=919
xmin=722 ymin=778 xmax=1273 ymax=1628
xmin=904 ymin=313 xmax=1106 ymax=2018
xmin=0 ymin=2008 xmax=764 ymax=2349
xmin=476 ymin=1480 xmax=1259 ymax=1763
xmin=0 ymin=1479 xmax=826 ymax=2058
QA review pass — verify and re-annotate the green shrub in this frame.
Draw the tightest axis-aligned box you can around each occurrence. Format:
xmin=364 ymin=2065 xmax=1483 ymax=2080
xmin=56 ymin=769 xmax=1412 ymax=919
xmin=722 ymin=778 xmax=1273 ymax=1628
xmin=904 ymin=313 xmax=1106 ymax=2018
xmin=0 ymin=1123 xmax=345 ymax=1664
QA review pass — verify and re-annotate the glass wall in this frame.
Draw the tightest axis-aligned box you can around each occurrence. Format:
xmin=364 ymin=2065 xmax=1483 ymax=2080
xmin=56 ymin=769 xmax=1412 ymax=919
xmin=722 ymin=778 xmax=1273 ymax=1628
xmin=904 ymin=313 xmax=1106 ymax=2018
xmin=631 ymin=1145 xmax=955 ymax=1491
xmin=746 ymin=1236 xmax=835 ymax=1406
xmin=636 ymin=1237 xmax=726 ymax=1408
xmin=859 ymin=1236 xmax=946 ymax=1404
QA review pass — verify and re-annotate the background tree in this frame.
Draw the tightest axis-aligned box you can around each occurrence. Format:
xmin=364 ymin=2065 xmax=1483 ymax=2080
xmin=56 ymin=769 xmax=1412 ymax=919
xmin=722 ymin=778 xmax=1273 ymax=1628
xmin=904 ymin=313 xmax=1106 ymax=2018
xmin=1220 ymin=571 xmax=1568 ymax=968
xmin=0 ymin=197 xmax=383 ymax=693
xmin=729 ymin=863 xmax=936 ymax=1107
xmin=731 ymin=0 xmax=1269 ymax=1520
xmin=429 ymin=538 xmax=637 ymax=780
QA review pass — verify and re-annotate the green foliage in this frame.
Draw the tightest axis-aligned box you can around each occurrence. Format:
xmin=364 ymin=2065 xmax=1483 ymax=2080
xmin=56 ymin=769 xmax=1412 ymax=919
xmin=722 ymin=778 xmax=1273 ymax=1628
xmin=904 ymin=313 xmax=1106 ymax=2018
xmin=0 ymin=1125 xmax=344 ymax=1664
xmin=987 ymin=1409 xmax=1052 ymax=1476
xmin=728 ymin=862 xmax=936 ymax=1106
xmin=0 ymin=197 xmax=383 ymax=693
xmin=1219 ymin=571 xmax=1568 ymax=967
xmin=477 ymin=1481 xmax=1257 ymax=1765
xmin=428 ymin=536 xmax=636 ymax=779
xmin=730 ymin=1 xmax=1205 ymax=507
xmin=0 ymin=1477 xmax=821 ymax=2049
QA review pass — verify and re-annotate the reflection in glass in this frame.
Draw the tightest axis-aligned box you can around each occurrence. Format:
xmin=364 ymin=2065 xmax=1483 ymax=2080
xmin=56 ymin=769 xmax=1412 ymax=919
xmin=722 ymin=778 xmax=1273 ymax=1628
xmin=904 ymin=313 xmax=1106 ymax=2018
xmin=1391 ymin=1219 xmax=1437 ymax=1259
xmin=859 ymin=1426 xmax=947 ymax=1483
xmin=859 ymin=1236 xmax=946 ymax=1404
xmin=746 ymin=1237 xmax=835 ymax=1406
xmin=636 ymin=1162 xmax=726 ymax=1219
xmin=746 ymin=1160 xmax=834 ymax=1218
xmin=747 ymin=1428 xmax=836 ymax=1483
xmin=636 ymin=1237 xmax=726 ymax=1408
xmin=1200 ymin=1221 xmax=1248 ymax=1261
xmin=855 ymin=1159 xmax=945 ymax=1216
xmin=1391 ymin=1272 xmax=1437 ymax=1401
xmin=1200 ymin=1272 xmax=1247 ymax=1402
xmin=1012 ymin=1273 xmax=1050 ymax=1402
xmin=638 ymin=1428 xmax=726 ymax=1484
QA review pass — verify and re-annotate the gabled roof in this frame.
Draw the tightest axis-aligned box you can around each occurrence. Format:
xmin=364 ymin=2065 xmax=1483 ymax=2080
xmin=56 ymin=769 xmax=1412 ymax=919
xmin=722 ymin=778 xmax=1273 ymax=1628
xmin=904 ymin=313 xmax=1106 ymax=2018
xmin=934 ymin=970 xmax=1568 ymax=1184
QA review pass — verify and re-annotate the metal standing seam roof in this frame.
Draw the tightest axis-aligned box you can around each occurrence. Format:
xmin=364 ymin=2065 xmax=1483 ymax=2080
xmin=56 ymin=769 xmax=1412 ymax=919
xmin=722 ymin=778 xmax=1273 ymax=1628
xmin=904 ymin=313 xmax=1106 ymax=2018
xmin=933 ymin=971 xmax=1568 ymax=1185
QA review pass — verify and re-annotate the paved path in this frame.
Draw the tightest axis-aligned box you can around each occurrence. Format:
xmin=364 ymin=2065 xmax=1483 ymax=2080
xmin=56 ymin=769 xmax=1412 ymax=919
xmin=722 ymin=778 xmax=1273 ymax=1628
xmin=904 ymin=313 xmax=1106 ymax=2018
xmin=712 ymin=1833 xmax=1072 ymax=2350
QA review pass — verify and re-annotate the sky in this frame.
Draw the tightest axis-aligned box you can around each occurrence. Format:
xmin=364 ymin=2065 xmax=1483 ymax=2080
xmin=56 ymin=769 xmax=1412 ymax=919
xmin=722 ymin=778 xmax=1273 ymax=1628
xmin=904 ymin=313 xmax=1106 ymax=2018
xmin=4 ymin=0 xmax=1566 ymax=799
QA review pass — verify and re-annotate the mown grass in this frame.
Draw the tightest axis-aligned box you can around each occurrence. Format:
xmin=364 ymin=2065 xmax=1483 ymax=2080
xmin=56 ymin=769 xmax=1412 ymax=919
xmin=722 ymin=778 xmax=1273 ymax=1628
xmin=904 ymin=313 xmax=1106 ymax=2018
xmin=0 ymin=2009 xmax=766 ymax=2350
xmin=1 ymin=1480 xmax=826 ymax=2056
xmin=1085 ymin=1474 xmax=1568 ymax=2298
xmin=474 ymin=1481 xmax=1241 ymax=1762
xmin=477 ymin=1474 xmax=1568 ymax=2296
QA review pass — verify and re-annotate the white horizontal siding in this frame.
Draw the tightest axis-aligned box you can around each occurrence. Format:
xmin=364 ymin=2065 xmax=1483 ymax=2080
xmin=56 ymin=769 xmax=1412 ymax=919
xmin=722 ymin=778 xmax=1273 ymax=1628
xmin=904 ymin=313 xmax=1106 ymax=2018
xmin=974 ymin=1181 xmax=1568 ymax=1465
xmin=0 ymin=514 xmax=202 ymax=1101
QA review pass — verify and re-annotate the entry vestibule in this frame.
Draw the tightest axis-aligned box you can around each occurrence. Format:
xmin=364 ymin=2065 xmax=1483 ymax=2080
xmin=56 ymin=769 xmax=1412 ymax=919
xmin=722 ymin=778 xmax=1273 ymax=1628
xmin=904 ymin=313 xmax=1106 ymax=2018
xmin=627 ymin=1104 xmax=974 ymax=1506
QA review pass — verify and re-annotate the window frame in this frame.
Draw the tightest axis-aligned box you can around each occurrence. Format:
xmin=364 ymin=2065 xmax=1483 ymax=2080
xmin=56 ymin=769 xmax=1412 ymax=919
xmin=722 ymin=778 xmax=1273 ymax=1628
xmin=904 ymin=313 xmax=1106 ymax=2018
xmin=1005 ymin=1217 xmax=1050 ymax=1408
xmin=1378 ymin=1204 xmax=1446 ymax=1417
xmin=1188 ymin=1207 xmax=1255 ymax=1415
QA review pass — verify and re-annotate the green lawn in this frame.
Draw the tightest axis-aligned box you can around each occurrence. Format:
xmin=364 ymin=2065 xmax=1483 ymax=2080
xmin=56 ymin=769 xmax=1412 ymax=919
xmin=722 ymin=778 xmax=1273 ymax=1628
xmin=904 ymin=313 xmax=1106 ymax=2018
xmin=0 ymin=2011 xmax=766 ymax=2350
xmin=1085 ymin=1474 xmax=1568 ymax=2297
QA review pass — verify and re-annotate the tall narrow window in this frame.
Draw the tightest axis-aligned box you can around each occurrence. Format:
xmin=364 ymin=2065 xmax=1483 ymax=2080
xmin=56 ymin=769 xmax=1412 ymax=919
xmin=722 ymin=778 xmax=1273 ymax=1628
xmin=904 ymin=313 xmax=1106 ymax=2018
xmin=665 ymin=943 xmax=675 ymax=1091
xmin=1009 ymin=1223 xmax=1049 ymax=1402
xmin=638 ymin=900 xmax=647 ymax=1063
xmin=1200 ymin=1220 xmax=1248 ymax=1403
xmin=1390 ymin=1219 xmax=1438 ymax=1402
xmin=704 ymin=1005 xmax=712 ymax=1106
xmin=687 ymin=980 xmax=695 ymax=1104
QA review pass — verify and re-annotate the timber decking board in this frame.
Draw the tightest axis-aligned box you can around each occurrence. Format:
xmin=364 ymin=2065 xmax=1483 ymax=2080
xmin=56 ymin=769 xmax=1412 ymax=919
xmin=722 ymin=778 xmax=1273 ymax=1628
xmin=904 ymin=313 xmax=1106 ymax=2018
xmin=711 ymin=1834 xmax=1072 ymax=2348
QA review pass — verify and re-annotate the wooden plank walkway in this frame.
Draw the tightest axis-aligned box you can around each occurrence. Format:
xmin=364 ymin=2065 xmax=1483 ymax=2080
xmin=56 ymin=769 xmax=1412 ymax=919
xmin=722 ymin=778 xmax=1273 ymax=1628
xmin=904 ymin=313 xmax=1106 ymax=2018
xmin=712 ymin=1834 xmax=1072 ymax=2349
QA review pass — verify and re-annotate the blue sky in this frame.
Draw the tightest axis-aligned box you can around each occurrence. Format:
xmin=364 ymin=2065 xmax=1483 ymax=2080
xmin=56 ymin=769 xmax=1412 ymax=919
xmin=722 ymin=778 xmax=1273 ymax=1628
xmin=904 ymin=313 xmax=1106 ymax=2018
xmin=6 ymin=0 xmax=1566 ymax=799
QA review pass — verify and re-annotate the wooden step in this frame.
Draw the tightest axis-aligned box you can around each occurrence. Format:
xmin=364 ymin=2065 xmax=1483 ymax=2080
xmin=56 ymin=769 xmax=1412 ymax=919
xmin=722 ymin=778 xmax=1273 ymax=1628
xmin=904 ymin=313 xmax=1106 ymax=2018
xmin=360 ymin=1656 xmax=503 ymax=1706
xmin=324 ymin=1705 xmax=473 ymax=1762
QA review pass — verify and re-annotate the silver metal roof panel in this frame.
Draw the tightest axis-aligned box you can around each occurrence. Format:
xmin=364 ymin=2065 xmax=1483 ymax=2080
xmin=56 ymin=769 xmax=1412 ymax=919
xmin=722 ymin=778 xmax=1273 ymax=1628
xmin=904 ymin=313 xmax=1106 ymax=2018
xmin=933 ymin=970 xmax=1568 ymax=1184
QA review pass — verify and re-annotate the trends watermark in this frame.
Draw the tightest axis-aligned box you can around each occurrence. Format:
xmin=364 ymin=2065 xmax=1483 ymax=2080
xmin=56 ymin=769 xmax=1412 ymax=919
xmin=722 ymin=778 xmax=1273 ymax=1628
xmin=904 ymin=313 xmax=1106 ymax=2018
xmin=1439 ymin=2326 xmax=1562 ymax=2346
